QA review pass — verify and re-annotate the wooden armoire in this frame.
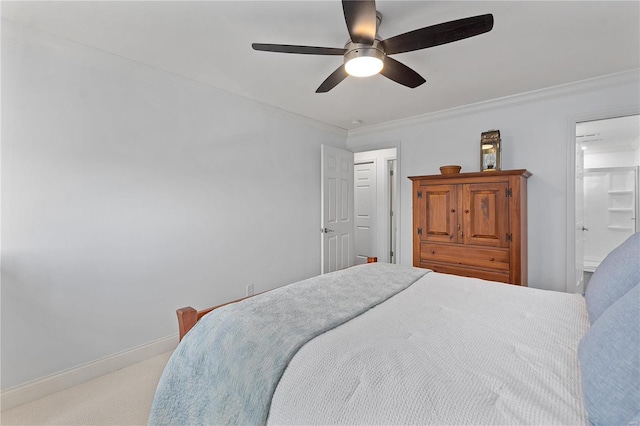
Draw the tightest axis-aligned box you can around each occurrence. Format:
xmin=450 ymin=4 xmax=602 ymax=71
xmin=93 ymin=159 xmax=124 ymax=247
xmin=409 ymin=169 xmax=531 ymax=286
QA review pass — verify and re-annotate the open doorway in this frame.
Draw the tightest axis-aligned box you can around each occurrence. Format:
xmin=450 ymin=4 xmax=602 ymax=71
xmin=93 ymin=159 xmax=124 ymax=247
xmin=354 ymin=148 xmax=398 ymax=265
xmin=573 ymin=114 xmax=639 ymax=294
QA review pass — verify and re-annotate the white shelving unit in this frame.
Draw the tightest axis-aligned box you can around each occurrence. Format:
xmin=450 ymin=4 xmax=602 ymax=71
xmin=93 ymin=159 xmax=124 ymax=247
xmin=584 ymin=167 xmax=638 ymax=269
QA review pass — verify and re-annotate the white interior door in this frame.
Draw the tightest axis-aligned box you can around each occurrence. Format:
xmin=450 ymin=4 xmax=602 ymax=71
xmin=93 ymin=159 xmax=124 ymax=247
xmin=354 ymin=160 xmax=377 ymax=265
xmin=321 ymin=145 xmax=354 ymax=274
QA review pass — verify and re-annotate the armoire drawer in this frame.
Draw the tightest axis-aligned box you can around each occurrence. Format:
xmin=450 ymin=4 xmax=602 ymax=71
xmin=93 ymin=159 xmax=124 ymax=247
xmin=420 ymin=243 xmax=510 ymax=271
xmin=420 ymin=261 xmax=510 ymax=283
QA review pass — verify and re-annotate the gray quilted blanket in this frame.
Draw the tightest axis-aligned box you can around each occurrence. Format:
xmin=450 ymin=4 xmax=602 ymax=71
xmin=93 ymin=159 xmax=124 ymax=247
xmin=148 ymin=263 xmax=427 ymax=425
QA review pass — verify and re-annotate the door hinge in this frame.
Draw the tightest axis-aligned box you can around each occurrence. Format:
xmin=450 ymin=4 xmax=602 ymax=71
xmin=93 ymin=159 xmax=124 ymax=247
xmin=417 ymin=227 xmax=423 ymax=236
xmin=506 ymin=233 xmax=512 ymax=242
xmin=506 ymin=188 xmax=512 ymax=197
xmin=390 ymin=170 xmax=394 ymax=176
xmin=390 ymin=250 xmax=394 ymax=258
xmin=417 ymin=191 xmax=422 ymax=199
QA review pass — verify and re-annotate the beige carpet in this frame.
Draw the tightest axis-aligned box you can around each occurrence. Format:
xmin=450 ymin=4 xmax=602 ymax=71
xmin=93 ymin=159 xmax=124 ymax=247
xmin=1 ymin=351 xmax=172 ymax=425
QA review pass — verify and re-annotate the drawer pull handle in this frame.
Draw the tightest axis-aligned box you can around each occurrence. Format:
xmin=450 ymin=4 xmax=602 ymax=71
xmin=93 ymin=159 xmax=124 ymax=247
xmin=451 ymin=209 xmax=455 ymax=213
xmin=431 ymin=250 xmax=436 ymax=254
xmin=490 ymin=257 xmax=495 ymax=261
xmin=464 ymin=209 xmax=470 ymax=213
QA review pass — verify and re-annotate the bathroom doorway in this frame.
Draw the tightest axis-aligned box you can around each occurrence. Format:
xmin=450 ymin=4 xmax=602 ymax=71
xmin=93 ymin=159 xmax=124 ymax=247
xmin=575 ymin=115 xmax=639 ymax=292
xmin=354 ymin=147 xmax=398 ymax=265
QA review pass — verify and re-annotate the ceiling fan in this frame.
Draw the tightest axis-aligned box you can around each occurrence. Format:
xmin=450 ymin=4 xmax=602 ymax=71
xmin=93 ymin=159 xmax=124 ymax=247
xmin=252 ymin=0 xmax=494 ymax=93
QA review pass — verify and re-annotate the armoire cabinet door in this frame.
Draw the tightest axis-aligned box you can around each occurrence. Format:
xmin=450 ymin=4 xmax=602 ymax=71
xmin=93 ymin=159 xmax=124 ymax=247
xmin=462 ymin=182 xmax=509 ymax=247
xmin=422 ymin=184 xmax=459 ymax=243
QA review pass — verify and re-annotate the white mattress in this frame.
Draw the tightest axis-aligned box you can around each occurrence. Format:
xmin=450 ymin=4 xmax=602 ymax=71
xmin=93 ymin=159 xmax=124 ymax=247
xmin=267 ymin=271 xmax=589 ymax=425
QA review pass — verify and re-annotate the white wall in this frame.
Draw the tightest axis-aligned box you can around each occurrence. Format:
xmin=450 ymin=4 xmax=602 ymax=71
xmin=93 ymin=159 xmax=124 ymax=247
xmin=347 ymin=72 xmax=640 ymax=292
xmin=1 ymin=21 xmax=347 ymax=390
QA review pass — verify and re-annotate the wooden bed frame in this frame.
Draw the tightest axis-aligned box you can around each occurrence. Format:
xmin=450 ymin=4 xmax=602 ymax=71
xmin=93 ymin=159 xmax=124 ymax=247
xmin=176 ymin=294 xmax=258 ymax=341
xmin=176 ymin=257 xmax=378 ymax=341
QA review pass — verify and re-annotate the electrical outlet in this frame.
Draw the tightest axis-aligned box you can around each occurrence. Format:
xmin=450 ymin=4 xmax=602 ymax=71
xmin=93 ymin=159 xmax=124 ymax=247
xmin=246 ymin=283 xmax=254 ymax=297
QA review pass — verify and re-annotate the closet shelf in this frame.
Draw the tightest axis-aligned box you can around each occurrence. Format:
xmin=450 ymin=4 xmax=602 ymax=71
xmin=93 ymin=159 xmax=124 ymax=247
xmin=607 ymin=190 xmax=634 ymax=194
xmin=608 ymin=208 xmax=634 ymax=212
xmin=607 ymin=226 xmax=634 ymax=230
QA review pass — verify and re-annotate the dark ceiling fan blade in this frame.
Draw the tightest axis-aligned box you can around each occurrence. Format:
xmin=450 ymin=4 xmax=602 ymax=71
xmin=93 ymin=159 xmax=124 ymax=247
xmin=252 ymin=43 xmax=346 ymax=55
xmin=381 ymin=14 xmax=494 ymax=55
xmin=316 ymin=65 xmax=349 ymax=93
xmin=379 ymin=56 xmax=426 ymax=88
xmin=342 ymin=0 xmax=377 ymax=44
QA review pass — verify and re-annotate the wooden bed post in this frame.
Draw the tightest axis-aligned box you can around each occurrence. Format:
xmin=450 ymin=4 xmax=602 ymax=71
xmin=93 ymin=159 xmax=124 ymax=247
xmin=177 ymin=306 xmax=198 ymax=341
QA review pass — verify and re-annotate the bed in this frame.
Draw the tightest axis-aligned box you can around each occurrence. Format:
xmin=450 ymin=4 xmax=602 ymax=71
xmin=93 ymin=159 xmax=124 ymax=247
xmin=149 ymin=233 xmax=639 ymax=425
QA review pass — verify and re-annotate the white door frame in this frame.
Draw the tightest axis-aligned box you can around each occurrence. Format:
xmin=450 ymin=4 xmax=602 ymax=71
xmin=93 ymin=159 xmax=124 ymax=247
xmin=388 ymin=158 xmax=398 ymax=264
xmin=565 ymin=107 xmax=639 ymax=293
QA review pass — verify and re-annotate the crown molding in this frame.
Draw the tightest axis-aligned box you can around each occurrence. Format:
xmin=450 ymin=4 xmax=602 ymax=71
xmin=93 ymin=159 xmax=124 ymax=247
xmin=348 ymin=69 xmax=640 ymax=138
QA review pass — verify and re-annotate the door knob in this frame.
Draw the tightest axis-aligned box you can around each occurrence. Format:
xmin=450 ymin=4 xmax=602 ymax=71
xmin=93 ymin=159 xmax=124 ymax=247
xmin=581 ymin=226 xmax=589 ymax=231
xmin=322 ymin=228 xmax=335 ymax=233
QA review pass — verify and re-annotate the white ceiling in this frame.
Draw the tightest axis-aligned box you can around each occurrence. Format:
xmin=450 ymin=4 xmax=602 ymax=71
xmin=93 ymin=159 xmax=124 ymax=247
xmin=2 ymin=1 xmax=639 ymax=131
xmin=577 ymin=114 xmax=640 ymax=154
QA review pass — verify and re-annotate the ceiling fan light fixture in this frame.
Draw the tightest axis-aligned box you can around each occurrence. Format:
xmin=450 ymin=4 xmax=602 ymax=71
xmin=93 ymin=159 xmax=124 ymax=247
xmin=344 ymin=43 xmax=385 ymax=77
xmin=345 ymin=56 xmax=383 ymax=77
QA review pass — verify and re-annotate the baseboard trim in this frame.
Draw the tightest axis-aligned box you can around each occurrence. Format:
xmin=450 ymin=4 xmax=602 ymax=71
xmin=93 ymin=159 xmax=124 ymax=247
xmin=1 ymin=334 xmax=178 ymax=411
